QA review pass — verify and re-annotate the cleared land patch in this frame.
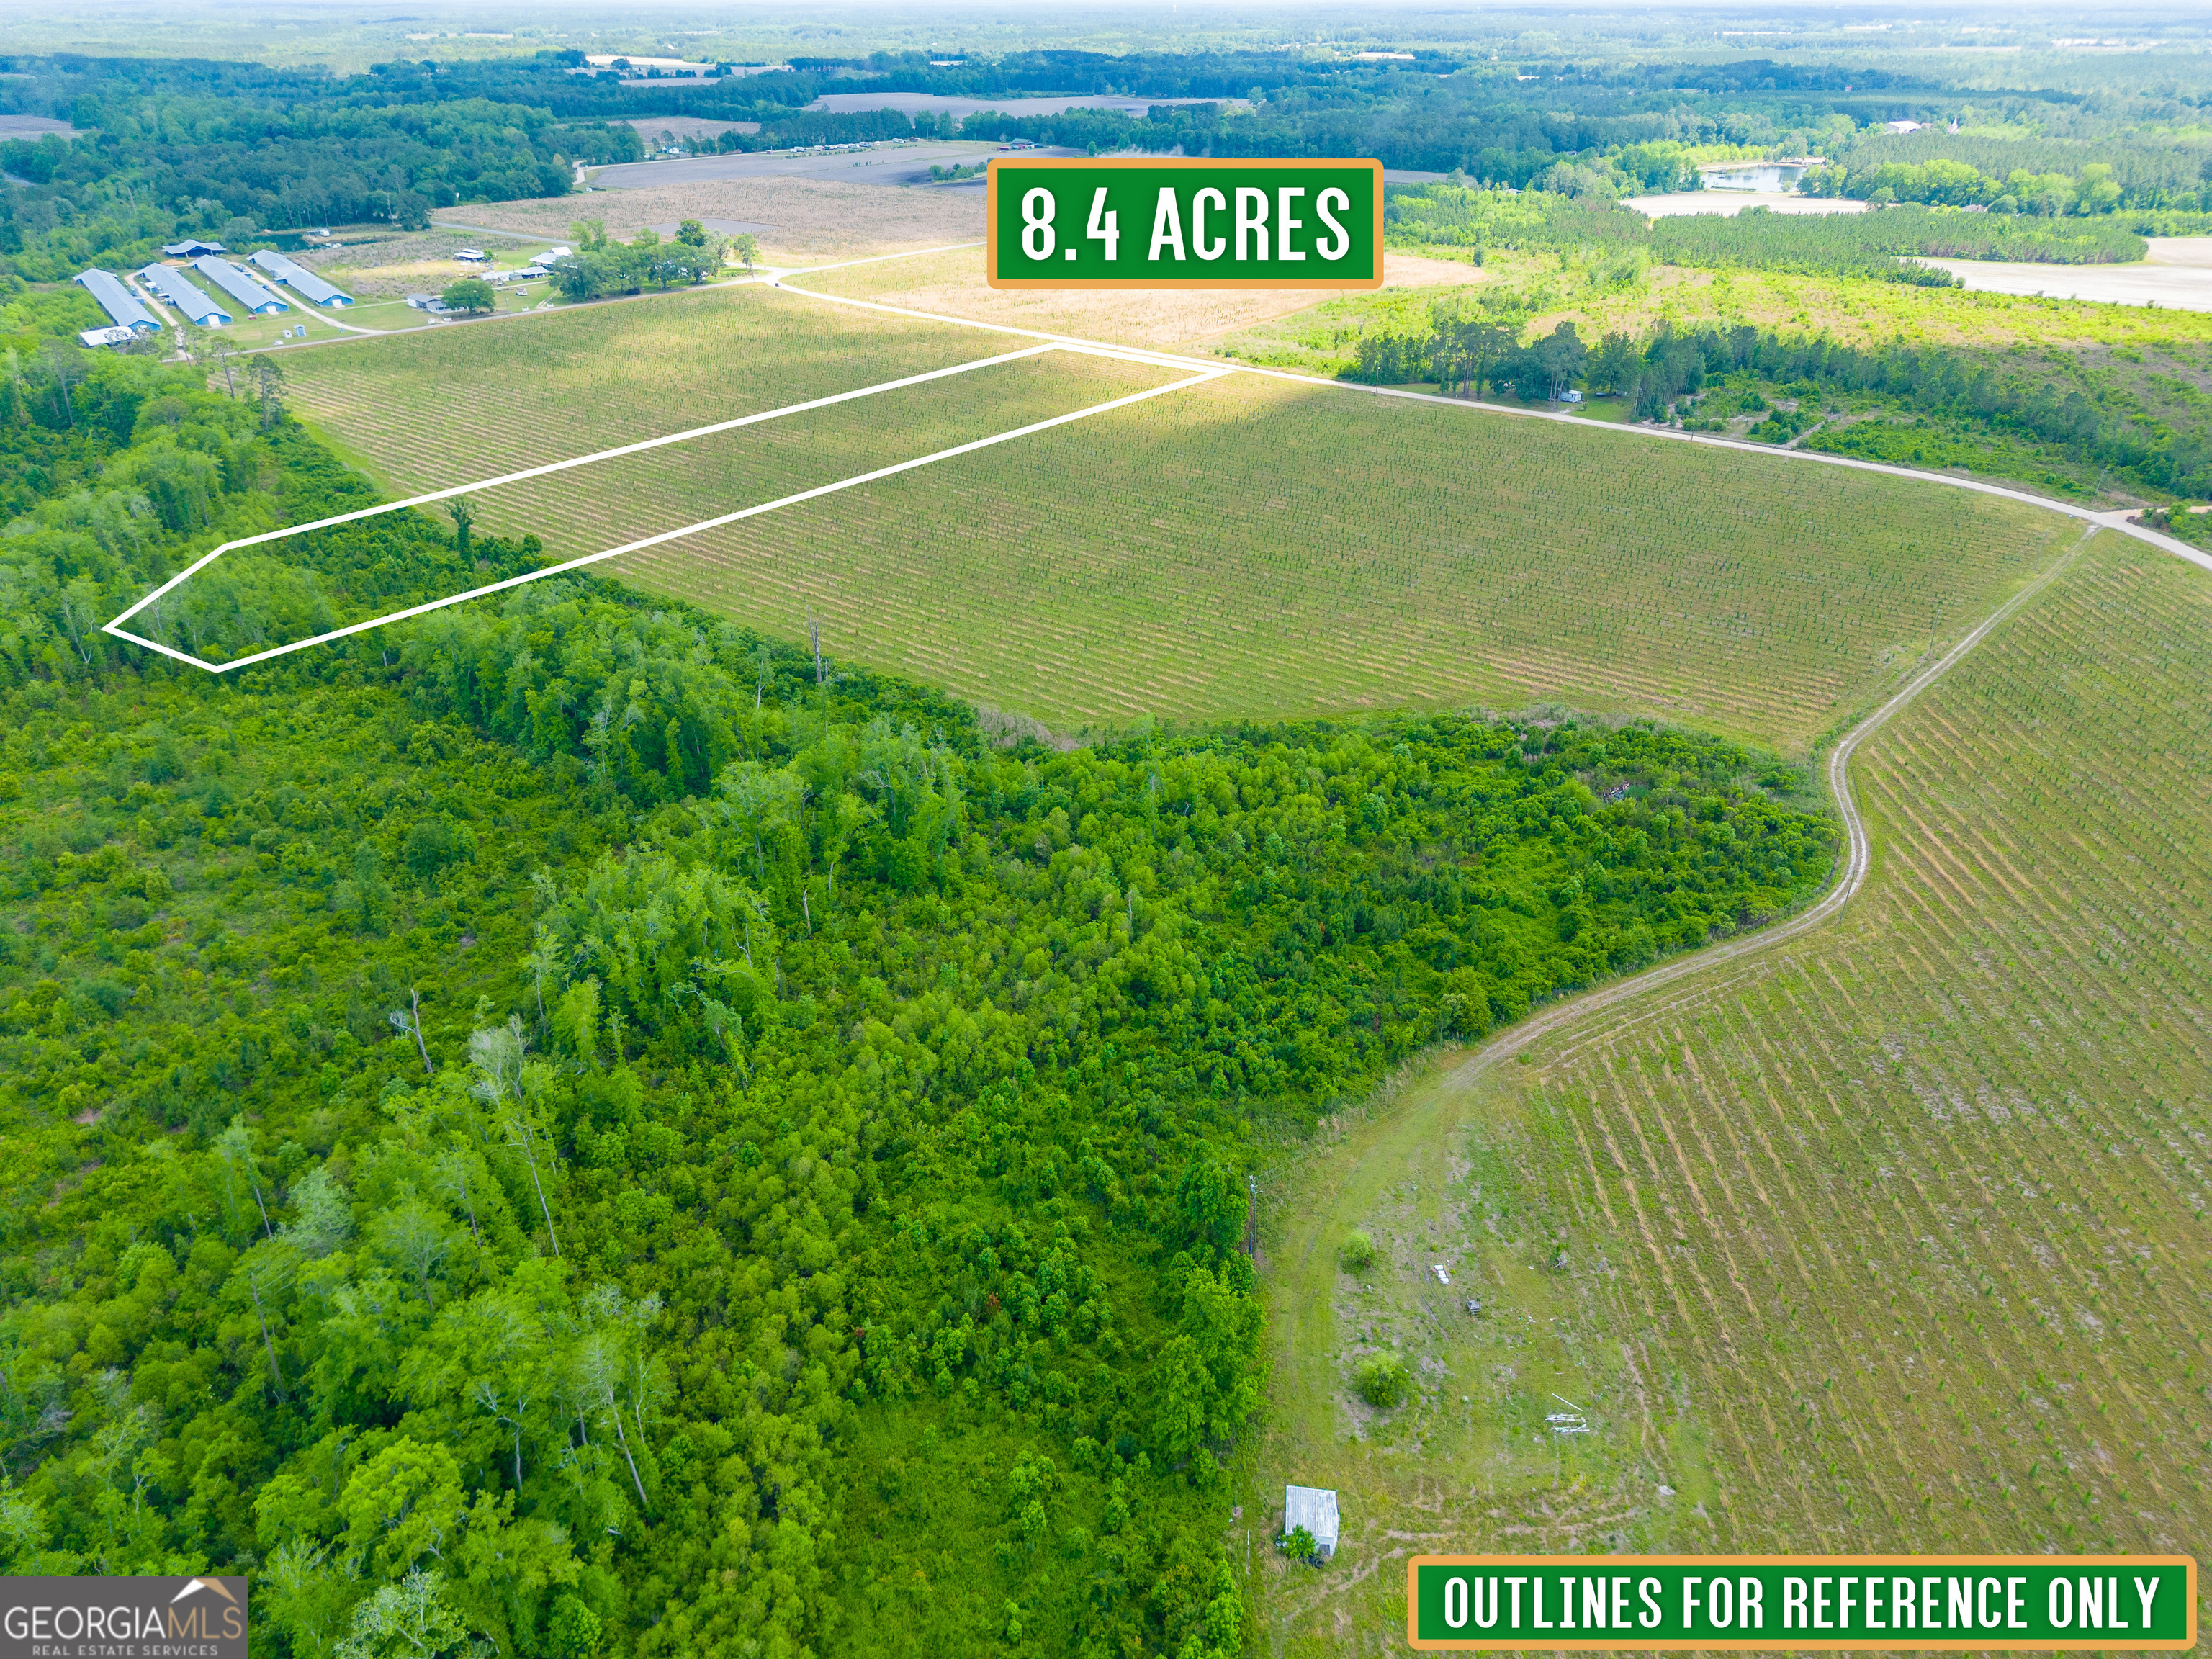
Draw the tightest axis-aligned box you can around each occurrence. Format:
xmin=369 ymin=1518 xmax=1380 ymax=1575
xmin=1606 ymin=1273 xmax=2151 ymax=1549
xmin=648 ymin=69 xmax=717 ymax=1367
xmin=431 ymin=173 xmax=982 ymax=264
xmin=788 ymin=245 xmax=1480 ymax=355
xmin=1244 ymin=531 xmax=2212 ymax=1653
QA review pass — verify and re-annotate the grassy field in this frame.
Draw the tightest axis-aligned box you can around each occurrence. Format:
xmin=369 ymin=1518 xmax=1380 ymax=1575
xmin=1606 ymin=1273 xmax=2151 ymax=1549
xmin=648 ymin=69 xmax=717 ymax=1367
xmin=271 ymin=282 xmax=2078 ymax=746
xmin=617 ymin=351 xmax=2073 ymax=749
xmin=1241 ymin=529 xmax=2212 ymax=1653
xmin=274 ymin=283 xmax=1004 ymax=494
xmin=188 ymin=341 xmax=1172 ymax=652
xmin=787 ymin=243 xmax=1481 ymax=355
xmin=291 ymin=346 xmax=1166 ymax=557
xmin=1222 ymin=248 xmax=2212 ymax=380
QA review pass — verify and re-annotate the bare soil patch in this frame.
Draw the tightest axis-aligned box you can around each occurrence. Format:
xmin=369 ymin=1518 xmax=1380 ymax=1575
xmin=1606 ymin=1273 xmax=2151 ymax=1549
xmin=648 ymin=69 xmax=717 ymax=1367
xmin=620 ymin=116 xmax=763 ymax=142
xmin=436 ymin=177 xmax=982 ymax=264
xmin=792 ymin=248 xmax=1480 ymax=354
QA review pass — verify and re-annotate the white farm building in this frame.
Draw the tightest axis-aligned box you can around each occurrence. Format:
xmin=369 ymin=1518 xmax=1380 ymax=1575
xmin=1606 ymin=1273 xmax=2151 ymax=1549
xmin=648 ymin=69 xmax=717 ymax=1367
xmin=1284 ymin=1484 xmax=1339 ymax=1561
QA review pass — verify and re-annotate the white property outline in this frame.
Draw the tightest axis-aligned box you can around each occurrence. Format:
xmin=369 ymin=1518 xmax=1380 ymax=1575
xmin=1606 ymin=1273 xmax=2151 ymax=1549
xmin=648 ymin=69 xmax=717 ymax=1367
xmin=104 ymin=240 xmax=2212 ymax=673
xmin=102 ymin=338 xmax=1221 ymax=673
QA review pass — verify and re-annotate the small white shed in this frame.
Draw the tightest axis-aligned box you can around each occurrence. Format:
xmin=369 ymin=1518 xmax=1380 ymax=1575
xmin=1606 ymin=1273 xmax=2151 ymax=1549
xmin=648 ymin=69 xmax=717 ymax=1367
xmin=1284 ymin=1484 xmax=1340 ymax=1561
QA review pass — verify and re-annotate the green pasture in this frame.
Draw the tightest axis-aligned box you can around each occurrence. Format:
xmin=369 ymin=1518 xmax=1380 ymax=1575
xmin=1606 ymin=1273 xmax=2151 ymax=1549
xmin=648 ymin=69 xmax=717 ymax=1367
xmin=1242 ymin=533 xmax=2212 ymax=1652
xmin=274 ymin=283 xmax=2077 ymax=754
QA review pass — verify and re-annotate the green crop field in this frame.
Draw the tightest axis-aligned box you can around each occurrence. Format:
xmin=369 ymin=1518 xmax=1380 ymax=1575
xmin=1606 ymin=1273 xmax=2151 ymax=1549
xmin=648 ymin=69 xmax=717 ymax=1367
xmin=275 ymin=284 xmax=1004 ymax=498
xmin=176 ymin=345 xmax=1174 ymax=657
xmin=1244 ymin=530 xmax=2212 ymax=1653
xmin=621 ymin=362 xmax=2074 ymax=749
xmin=273 ymin=283 xmax=2077 ymax=749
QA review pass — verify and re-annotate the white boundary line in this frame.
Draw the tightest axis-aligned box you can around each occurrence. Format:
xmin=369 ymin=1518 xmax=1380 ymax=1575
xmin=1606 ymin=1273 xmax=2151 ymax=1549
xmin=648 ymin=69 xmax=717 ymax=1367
xmin=107 ymin=349 xmax=1223 ymax=673
xmin=106 ymin=342 xmax=1056 ymax=642
xmin=108 ymin=246 xmax=2212 ymax=673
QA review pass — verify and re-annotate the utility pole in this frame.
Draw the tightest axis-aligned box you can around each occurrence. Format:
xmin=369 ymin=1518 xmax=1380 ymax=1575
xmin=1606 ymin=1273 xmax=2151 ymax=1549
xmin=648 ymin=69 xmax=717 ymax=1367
xmin=1244 ymin=1173 xmax=1258 ymax=1259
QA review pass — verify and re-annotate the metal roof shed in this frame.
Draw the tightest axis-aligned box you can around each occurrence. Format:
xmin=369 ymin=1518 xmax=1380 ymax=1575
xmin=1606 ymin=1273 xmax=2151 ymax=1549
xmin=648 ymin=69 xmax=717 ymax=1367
xmin=1284 ymin=1485 xmax=1340 ymax=1561
xmin=194 ymin=256 xmax=289 ymax=315
xmin=136 ymin=264 xmax=233 ymax=326
xmin=250 ymin=249 xmax=354 ymax=307
xmin=73 ymin=269 xmax=160 ymax=333
xmin=162 ymin=239 xmax=227 ymax=257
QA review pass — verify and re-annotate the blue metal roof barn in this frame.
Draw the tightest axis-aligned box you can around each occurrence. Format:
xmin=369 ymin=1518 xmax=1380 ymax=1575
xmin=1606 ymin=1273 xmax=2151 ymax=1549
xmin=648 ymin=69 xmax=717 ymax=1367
xmin=72 ymin=269 xmax=160 ymax=333
xmin=249 ymin=249 xmax=355 ymax=307
xmin=194 ymin=256 xmax=289 ymax=315
xmin=135 ymin=264 xmax=233 ymax=326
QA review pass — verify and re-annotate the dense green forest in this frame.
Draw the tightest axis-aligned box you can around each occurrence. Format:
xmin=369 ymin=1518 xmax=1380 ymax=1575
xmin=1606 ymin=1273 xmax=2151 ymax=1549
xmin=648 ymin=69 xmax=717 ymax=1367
xmin=0 ymin=55 xmax=645 ymax=282
xmin=1808 ymin=126 xmax=2212 ymax=211
xmin=0 ymin=352 xmax=1838 ymax=1656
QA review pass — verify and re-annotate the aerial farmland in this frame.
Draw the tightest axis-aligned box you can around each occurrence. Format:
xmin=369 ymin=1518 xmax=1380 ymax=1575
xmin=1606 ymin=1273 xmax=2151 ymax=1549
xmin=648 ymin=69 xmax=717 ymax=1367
xmin=269 ymin=283 xmax=2075 ymax=746
xmin=5 ymin=15 xmax=2212 ymax=1659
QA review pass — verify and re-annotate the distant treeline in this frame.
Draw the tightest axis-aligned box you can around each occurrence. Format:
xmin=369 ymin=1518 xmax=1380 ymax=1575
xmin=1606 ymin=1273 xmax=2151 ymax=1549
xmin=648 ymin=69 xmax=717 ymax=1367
xmin=0 ymin=64 xmax=644 ymax=280
xmin=3 ymin=45 xmax=2206 ymax=287
xmin=1344 ymin=307 xmax=2211 ymax=500
xmin=1388 ymin=187 xmax=2149 ymax=272
xmin=1643 ymin=202 xmax=2146 ymax=266
xmin=1625 ymin=325 xmax=2210 ymax=498
xmin=1827 ymin=127 xmax=2212 ymax=204
xmin=958 ymin=99 xmax=1761 ymax=186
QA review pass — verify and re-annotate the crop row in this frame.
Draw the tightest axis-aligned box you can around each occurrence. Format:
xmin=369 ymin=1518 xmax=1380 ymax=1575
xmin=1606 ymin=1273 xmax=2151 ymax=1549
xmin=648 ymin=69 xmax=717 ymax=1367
xmin=1513 ymin=533 xmax=2212 ymax=1555
xmin=622 ymin=371 xmax=2072 ymax=747
xmin=277 ymin=285 xmax=998 ymax=497
xmin=207 ymin=350 xmax=1172 ymax=648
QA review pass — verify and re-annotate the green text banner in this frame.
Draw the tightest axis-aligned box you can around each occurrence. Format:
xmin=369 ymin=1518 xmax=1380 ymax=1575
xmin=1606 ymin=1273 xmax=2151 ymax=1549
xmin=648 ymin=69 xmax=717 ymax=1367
xmin=986 ymin=158 xmax=1383 ymax=291
xmin=1407 ymin=1557 xmax=2197 ymax=1650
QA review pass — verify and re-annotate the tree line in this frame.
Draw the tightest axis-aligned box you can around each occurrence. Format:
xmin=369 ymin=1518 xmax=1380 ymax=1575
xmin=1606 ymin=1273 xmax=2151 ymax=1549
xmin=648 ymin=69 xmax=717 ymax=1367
xmin=1386 ymin=186 xmax=2150 ymax=274
xmin=543 ymin=219 xmax=752 ymax=303
xmin=1338 ymin=297 xmax=2210 ymax=500
xmin=0 ymin=349 xmax=1840 ymax=1655
xmin=0 ymin=54 xmax=644 ymax=283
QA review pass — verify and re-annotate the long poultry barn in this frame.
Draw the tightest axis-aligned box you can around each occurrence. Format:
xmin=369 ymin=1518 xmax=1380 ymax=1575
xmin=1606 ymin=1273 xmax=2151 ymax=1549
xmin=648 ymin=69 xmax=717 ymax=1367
xmin=71 ymin=269 xmax=161 ymax=334
xmin=194 ymin=255 xmax=290 ymax=315
xmin=135 ymin=263 xmax=233 ymax=326
xmin=249 ymin=249 xmax=356 ymax=307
